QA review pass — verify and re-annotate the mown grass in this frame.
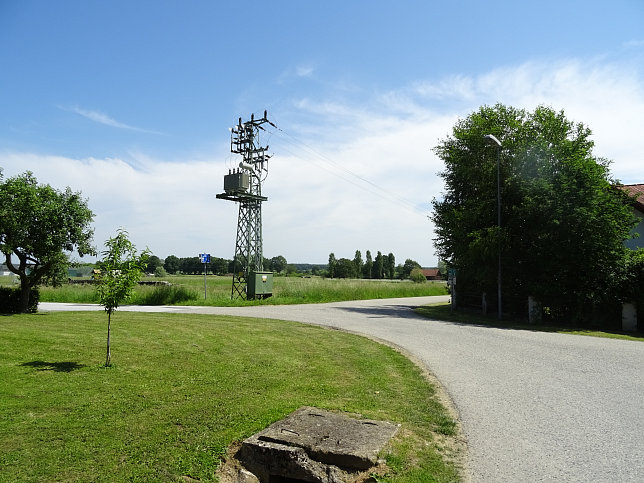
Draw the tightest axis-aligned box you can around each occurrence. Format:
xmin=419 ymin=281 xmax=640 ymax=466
xmin=416 ymin=302 xmax=644 ymax=342
xmin=0 ymin=311 xmax=462 ymax=482
xmin=36 ymin=275 xmax=448 ymax=306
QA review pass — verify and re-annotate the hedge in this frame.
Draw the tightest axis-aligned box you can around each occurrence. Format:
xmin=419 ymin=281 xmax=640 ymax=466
xmin=0 ymin=287 xmax=39 ymax=314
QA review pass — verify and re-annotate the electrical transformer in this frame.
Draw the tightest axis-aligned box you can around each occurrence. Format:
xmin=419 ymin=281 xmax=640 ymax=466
xmin=223 ymin=170 xmax=250 ymax=193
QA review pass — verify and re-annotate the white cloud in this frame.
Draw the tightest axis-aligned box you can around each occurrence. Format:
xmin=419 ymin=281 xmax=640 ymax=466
xmin=469 ymin=59 xmax=644 ymax=182
xmin=3 ymin=56 xmax=642 ymax=267
xmin=296 ymin=64 xmax=315 ymax=77
xmin=62 ymin=105 xmax=164 ymax=135
xmin=0 ymin=153 xmax=236 ymax=261
xmin=623 ymin=39 xmax=644 ymax=49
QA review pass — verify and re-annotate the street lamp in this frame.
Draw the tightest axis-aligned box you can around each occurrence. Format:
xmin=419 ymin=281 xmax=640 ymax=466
xmin=484 ymin=134 xmax=502 ymax=320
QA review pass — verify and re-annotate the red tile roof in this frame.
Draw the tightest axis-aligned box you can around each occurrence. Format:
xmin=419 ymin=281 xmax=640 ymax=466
xmin=618 ymin=184 xmax=644 ymax=212
xmin=421 ymin=268 xmax=441 ymax=279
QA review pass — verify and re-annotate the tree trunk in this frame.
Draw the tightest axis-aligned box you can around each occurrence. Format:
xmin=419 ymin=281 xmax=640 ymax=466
xmin=19 ymin=281 xmax=31 ymax=313
xmin=105 ymin=311 xmax=112 ymax=367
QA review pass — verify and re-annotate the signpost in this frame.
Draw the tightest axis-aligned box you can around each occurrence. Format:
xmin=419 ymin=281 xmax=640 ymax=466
xmin=448 ymin=268 xmax=456 ymax=310
xmin=199 ymin=253 xmax=210 ymax=300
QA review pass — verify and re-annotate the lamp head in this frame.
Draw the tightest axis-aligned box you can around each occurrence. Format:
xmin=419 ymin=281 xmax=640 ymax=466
xmin=484 ymin=134 xmax=502 ymax=147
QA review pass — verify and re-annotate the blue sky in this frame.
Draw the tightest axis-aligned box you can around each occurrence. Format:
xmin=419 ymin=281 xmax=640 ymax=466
xmin=1 ymin=0 xmax=643 ymax=266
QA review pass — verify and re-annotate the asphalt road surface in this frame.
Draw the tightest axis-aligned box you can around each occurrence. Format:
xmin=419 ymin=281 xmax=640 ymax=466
xmin=40 ymin=297 xmax=644 ymax=482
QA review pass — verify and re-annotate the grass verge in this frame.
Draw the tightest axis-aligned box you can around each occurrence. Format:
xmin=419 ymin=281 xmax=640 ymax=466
xmin=36 ymin=276 xmax=448 ymax=306
xmin=0 ymin=311 xmax=462 ymax=482
xmin=416 ymin=302 xmax=644 ymax=342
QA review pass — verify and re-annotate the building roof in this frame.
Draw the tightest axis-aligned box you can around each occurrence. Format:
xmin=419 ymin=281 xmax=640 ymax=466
xmin=421 ymin=268 xmax=440 ymax=279
xmin=618 ymin=184 xmax=644 ymax=212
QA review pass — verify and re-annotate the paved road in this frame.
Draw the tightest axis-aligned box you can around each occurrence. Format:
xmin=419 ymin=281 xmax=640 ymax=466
xmin=41 ymin=298 xmax=644 ymax=482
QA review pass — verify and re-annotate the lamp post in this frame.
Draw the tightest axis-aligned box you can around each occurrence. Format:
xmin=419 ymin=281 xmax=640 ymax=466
xmin=484 ymin=134 xmax=502 ymax=320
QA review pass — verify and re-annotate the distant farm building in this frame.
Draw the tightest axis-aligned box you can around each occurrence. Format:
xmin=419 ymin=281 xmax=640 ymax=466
xmin=421 ymin=268 xmax=442 ymax=280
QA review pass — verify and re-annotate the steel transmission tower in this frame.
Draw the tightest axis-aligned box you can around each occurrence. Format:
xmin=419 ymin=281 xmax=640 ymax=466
xmin=217 ymin=111 xmax=275 ymax=300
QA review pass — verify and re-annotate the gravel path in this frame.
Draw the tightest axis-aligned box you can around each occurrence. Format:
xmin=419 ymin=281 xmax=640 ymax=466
xmin=40 ymin=298 xmax=644 ymax=482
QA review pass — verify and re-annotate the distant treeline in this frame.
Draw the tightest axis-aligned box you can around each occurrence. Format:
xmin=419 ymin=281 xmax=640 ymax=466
xmin=326 ymin=250 xmax=443 ymax=280
xmin=69 ymin=252 xmax=439 ymax=280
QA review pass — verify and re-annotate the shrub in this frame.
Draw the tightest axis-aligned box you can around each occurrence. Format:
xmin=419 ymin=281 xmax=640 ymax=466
xmin=409 ymin=268 xmax=427 ymax=284
xmin=154 ymin=266 xmax=167 ymax=278
xmin=0 ymin=287 xmax=39 ymax=314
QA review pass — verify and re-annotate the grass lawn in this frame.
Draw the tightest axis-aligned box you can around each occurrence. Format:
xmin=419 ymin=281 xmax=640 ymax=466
xmin=416 ymin=302 xmax=644 ymax=342
xmin=0 ymin=311 xmax=462 ymax=482
xmin=34 ymin=275 xmax=449 ymax=306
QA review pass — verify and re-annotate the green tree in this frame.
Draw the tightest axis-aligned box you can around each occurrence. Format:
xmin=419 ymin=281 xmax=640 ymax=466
xmin=437 ymin=259 xmax=448 ymax=279
xmin=328 ymin=253 xmax=337 ymax=278
xmin=334 ymin=258 xmax=357 ymax=278
xmin=180 ymin=257 xmax=201 ymax=274
xmin=0 ymin=171 xmax=95 ymax=312
xmin=145 ymin=255 xmax=163 ymax=274
xmin=402 ymin=259 xmax=421 ymax=279
xmin=386 ymin=253 xmax=396 ymax=279
xmin=211 ymin=257 xmax=230 ymax=275
xmin=164 ymin=255 xmax=180 ymax=274
xmin=363 ymin=250 xmax=373 ymax=279
xmin=228 ymin=256 xmax=243 ymax=274
xmin=96 ymin=229 xmax=149 ymax=367
xmin=269 ymin=255 xmax=287 ymax=274
xmin=374 ymin=251 xmax=384 ymax=279
xmin=395 ymin=263 xmax=404 ymax=279
xmin=432 ymin=104 xmax=635 ymax=322
xmin=353 ymin=250 xmax=363 ymax=278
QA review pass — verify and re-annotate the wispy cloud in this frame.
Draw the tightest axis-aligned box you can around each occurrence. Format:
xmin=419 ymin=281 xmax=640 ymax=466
xmin=277 ymin=62 xmax=317 ymax=85
xmin=6 ymin=55 xmax=642 ymax=266
xmin=62 ymin=105 xmax=164 ymax=135
xmin=295 ymin=64 xmax=315 ymax=77
xmin=623 ymin=39 xmax=644 ymax=49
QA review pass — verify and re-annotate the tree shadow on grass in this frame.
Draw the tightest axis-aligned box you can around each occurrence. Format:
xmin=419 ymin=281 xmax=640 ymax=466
xmin=20 ymin=360 xmax=86 ymax=372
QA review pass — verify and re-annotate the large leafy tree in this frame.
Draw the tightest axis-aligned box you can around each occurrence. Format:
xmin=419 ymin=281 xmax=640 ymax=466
xmin=96 ymin=229 xmax=149 ymax=367
xmin=269 ymin=255 xmax=287 ymax=274
xmin=432 ymin=104 xmax=635 ymax=322
xmin=401 ymin=259 xmax=422 ymax=279
xmin=179 ymin=256 xmax=202 ymax=274
xmin=163 ymin=255 xmax=180 ymax=274
xmin=334 ymin=258 xmax=357 ymax=279
xmin=0 ymin=170 xmax=95 ymax=312
xmin=211 ymin=256 xmax=230 ymax=275
xmin=144 ymin=255 xmax=163 ymax=274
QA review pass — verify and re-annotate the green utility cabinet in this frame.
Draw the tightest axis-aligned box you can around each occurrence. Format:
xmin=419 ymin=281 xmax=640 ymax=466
xmin=248 ymin=271 xmax=273 ymax=299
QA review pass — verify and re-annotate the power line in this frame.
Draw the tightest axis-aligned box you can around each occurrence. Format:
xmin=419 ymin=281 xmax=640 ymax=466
xmin=264 ymin=124 xmax=428 ymax=215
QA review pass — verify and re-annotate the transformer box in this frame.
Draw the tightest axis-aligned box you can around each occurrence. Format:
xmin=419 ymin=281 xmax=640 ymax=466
xmin=248 ymin=271 xmax=273 ymax=299
xmin=224 ymin=171 xmax=250 ymax=193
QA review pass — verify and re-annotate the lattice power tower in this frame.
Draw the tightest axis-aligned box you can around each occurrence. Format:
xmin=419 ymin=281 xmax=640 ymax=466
xmin=217 ymin=111 xmax=275 ymax=300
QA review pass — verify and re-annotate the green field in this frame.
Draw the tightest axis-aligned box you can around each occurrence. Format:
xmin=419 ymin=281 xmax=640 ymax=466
xmin=0 ymin=311 xmax=462 ymax=481
xmin=29 ymin=275 xmax=448 ymax=306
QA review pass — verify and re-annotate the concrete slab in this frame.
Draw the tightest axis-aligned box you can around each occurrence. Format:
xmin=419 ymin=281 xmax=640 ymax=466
xmin=237 ymin=407 xmax=399 ymax=482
